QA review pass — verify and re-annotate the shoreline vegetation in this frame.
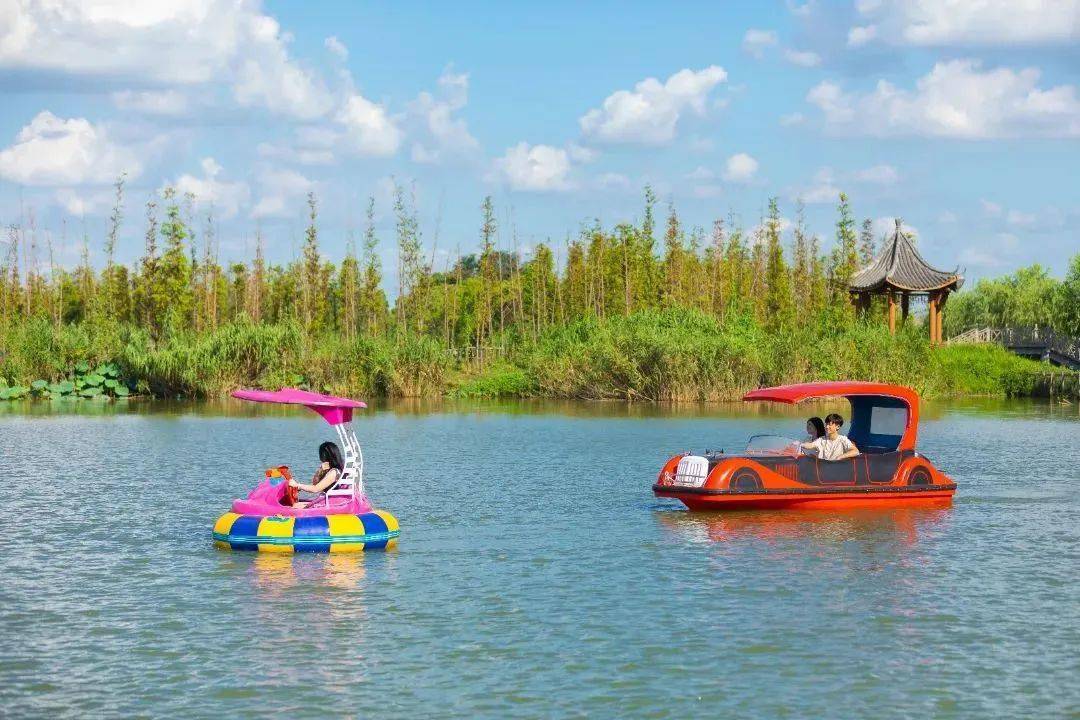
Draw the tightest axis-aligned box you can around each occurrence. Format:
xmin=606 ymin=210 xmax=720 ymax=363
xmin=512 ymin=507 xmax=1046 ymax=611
xmin=2 ymin=180 xmax=1077 ymax=402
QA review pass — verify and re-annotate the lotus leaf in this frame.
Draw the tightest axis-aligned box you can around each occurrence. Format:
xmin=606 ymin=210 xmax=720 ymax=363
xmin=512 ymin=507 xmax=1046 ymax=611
xmin=104 ymin=378 xmax=118 ymax=389
xmin=31 ymin=379 xmax=48 ymax=390
xmin=85 ymin=374 xmax=104 ymax=386
xmin=59 ymin=381 xmax=75 ymax=393
xmin=75 ymin=361 xmax=90 ymax=374
xmin=80 ymin=387 xmax=101 ymax=398
xmin=114 ymin=386 xmax=131 ymax=397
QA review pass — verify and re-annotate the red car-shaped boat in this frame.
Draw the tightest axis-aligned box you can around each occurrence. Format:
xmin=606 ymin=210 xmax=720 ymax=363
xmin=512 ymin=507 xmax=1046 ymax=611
xmin=653 ymin=382 xmax=956 ymax=510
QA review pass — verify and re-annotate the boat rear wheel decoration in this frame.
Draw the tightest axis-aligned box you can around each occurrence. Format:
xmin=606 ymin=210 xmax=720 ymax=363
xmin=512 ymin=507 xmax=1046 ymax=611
xmin=730 ymin=468 xmax=763 ymax=491
xmin=908 ymin=466 xmax=932 ymax=486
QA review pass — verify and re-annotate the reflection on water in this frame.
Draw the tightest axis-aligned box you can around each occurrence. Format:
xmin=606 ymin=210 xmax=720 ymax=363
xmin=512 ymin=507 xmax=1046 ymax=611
xmin=656 ymin=506 xmax=952 ymax=547
xmin=2 ymin=393 xmax=1076 ymax=422
xmin=0 ymin=397 xmax=1077 ymax=718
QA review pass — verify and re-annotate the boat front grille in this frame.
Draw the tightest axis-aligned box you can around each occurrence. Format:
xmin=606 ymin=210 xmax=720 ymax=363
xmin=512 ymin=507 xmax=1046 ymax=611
xmin=774 ymin=465 xmax=797 ymax=482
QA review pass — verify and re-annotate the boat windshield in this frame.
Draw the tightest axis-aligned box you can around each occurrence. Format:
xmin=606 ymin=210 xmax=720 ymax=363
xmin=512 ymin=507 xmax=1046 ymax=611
xmin=744 ymin=434 xmax=802 ymax=457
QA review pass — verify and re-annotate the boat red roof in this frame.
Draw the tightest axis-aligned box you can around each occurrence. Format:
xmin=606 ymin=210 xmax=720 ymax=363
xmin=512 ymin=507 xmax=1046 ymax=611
xmin=742 ymin=381 xmax=918 ymax=409
xmin=231 ymin=387 xmax=366 ymax=425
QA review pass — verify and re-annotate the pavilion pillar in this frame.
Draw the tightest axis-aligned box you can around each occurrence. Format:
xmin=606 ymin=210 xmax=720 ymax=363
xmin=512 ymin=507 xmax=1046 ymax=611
xmin=928 ymin=291 xmax=939 ymax=344
xmin=937 ymin=291 xmax=949 ymax=343
xmin=900 ymin=293 xmax=910 ymax=327
xmin=887 ymin=292 xmax=896 ymax=335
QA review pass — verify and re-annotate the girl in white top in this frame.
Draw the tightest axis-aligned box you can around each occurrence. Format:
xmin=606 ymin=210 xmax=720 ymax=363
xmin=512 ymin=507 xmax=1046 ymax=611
xmin=801 ymin=413 xmax=860 ymax=461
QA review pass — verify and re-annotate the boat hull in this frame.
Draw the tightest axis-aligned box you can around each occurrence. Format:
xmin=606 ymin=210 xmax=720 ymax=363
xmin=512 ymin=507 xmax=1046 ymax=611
xmin=212 ymin=510 xmax=400 ymax=552
xmin=655 ymin=451 xmax=956 ymax=512
xmin=653 ymin=483 xmax=955 ymax=511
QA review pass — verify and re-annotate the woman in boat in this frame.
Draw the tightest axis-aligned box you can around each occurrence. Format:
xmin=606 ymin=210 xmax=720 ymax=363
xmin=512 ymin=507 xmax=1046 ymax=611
xmin=288 ymin=441 xmax=344 ymax=507
xmin=801 ymin=416 xmax=825 ymax=456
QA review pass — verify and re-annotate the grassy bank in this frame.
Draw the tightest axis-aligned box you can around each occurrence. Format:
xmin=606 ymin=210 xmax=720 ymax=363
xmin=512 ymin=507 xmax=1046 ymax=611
xmin=0 ymin=310 xmax=1060 ymax=402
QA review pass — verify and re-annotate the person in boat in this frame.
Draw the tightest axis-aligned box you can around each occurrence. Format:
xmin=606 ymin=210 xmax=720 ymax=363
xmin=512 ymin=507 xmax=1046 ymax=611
xmin=802 ymin=416 xmax=826 ymax=456
xmin=800 ymin=413 xmax=859 ymax=461
xmin=288 ymin=441 xmax=344 ymax=507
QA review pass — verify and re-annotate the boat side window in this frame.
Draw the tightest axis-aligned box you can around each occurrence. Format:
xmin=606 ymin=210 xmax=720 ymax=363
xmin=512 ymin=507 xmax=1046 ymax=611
xmin=853 ymin=405 xmax=907 ymax=454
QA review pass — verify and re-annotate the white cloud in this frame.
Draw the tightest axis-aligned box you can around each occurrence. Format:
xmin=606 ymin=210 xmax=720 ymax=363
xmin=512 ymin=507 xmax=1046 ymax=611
xmin=848 ymin=25 xmax=879 ymax=46
xmin=795 ymin=165 xmax=898 ymax=204
xmin=0 ymin=1 xmax=333 ymax=119
xmin=251 ymin=167 xmax=315 ymax=219
xmin=166 ymin=158 xmax=250 ymax=219
xmin=567 ymin=143 xmax=599 ymax=163
xmin=595 ymin=172 xmax=632 ymax=191
xmin=579 ymin=66 xmax=728 ymax=145
xmin=489 ymin=142 xmax=573 ymax=192
xmin=807 ymin=59 xmax=1080 ymax=138
xmin=853 ymin=164 xmax=899 ymax=184
xmin=1006 ymin=209 xmax=1037 ymax=227
xmin=408 ymin=69 xmax=479 ymax=164
xmin=780 ymin=112 xmax=806 ymax=126
xmin=742 ymin=29 xmax=779 ymax=57
xmin=325 ymin=35 xmax=348 ymax=60
xmin=0 ymin=111 xmax=141 ymax=186
xmin=787 ymin=1 xmax=816 ymax=17
xmin=852 ymin=0 xmax=1080 ymax=46
xmin=54 ymin=187 xmax=115 ymax=216
xmin=872 ymin=217 xmax=918 ymax=240
xmin=688 ymin=136 xmax=716 ymax=152
xmin=749 ymin=216 xmax=794 ymax=244
xmin=722 ymin=153 xmax=759 ymax=183
xmin=980 ymin=199 xmax=1003 ymax=216
xmin=798 ymin=167 xmax=843 ymax=204
xmin=233 ymin=24 xmax=333 ymax=120
xmin=686 ymin=166 xmax=716 ymax=181
xmin=111 ymin=90 xmax=190 ymax=116
xmin=784 ymin=49 xmax=821 ymax=67
xmin=336 ymin=94 xmax=403 ymax=157
xmin=939 ymin=211 xmax=958 ymax=223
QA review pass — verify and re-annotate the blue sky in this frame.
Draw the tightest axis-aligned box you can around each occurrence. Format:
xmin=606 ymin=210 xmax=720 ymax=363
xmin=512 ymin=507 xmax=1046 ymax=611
xmin=1 ymin=0 xmax=1078 ymax=288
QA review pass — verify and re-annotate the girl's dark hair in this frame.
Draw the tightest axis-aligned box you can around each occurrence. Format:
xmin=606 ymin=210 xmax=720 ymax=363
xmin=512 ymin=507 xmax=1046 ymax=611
xmin=807 ymin=416 xmax=826 ymax=438
xmin=318 ymin=441 xmax=344 ymax=472
xmin=825 ymin=413 xmax=844 ymax=428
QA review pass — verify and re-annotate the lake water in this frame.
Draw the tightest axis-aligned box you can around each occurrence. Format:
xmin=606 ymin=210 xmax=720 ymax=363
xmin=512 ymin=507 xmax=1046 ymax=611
xmin=1 ymin=398 xmax=1077 ymax=718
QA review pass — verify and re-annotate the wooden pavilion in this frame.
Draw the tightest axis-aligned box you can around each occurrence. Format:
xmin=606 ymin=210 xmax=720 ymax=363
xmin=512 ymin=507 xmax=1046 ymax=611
xmin=849 ymin=219 xmax=963 ymax=344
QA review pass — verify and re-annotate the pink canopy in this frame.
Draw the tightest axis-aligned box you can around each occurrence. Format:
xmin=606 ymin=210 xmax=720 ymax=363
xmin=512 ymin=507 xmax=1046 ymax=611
xmin=231 ymin=387 xmax=367 ymax=425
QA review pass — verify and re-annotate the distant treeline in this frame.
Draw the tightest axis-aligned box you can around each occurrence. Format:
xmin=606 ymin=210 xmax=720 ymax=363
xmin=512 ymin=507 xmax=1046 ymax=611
xmin=0 ymin=179 xmax=1071 ymax=399
xmin=945 ymin=259 xmax=1080 ymax=338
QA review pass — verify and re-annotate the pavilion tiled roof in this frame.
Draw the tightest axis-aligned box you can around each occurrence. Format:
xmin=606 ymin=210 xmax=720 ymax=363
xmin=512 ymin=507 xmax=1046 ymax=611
xmin=849 ymin=219 xmax=963 ymax=293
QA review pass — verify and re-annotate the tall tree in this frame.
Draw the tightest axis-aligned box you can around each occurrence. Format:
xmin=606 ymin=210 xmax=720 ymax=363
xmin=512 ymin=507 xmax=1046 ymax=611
xmin=858 ymin=217 xmax=875 ymax=267
xmin=301 ymin=191 xmax=329 ymax=332
xmin=360 ymin=197 xmax=386 ymax=334
xmin=477 ymin=195 xmax=497 ymax=346
xmin=829 ymin=192 xmax=859 ymax=310
xmin=157 ymin=187 xmax=194 ymax=337
xmin=763 ymin=198 xmax=795 ymax=330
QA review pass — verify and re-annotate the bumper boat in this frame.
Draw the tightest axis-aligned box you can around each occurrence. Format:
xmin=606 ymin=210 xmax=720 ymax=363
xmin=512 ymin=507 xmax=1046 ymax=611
xmin=653 ymin=382 xmax=956 ymax=511
xmin=213 ymin=388 xmax=399 ymax=552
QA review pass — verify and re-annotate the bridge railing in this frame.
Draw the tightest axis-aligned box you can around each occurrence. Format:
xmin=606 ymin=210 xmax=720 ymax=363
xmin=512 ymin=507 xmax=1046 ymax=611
xmin=948 ymin=326 xmax=1080 ymax=365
